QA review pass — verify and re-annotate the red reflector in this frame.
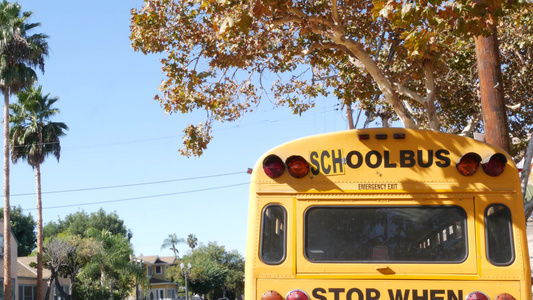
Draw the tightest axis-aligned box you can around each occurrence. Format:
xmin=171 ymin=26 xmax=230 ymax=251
xmin=286 ymin=290 xmax=310 ymax=300
xmin=286 ymin=155 xmax=310 ymax=178
xmin=375 ymin=134 xmax=387 ymax=140
xmin=456 ymin=152 xmax=482 ymax=176
xmin=495 ymin=294 xmax=516 ymax=300
xmin=261 ymin=291 xmax=283 ymax=300
xmin=465 ymin=291 xmax=489 ymax=300
xmin=358 ymin=134 xmax=370 ymax=140
xmin=482 ymin=153 xmax=507 ymax=176
xmin=263 ymin=155 xmax=285 ymax=178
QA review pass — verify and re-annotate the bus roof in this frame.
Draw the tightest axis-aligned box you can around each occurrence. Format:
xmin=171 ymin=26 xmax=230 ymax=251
xmin=251 ymin=128 xmax=520 ymax=194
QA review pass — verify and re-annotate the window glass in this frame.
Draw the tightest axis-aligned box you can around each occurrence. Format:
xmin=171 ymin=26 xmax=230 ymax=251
xmin=19 ymin=285 xmax=35 ymax=300
xmin=305 ymin=206 xmax=467 ymax=263
xmin=485 ymin=204 xmax=514 ymax=265
xmin=0 ymin=234 xmax=4 ymax=258
xmin=260 ymin=205 xmax=286 ymax=264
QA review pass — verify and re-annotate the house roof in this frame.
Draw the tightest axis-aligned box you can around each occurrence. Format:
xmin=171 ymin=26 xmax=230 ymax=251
xmin=149 ymin=277 xmax=178 ymax=286
xmin=159 ymin=256 xmax=177 ymax=264
xmin=17 ymin=256 xmax=52 ymax=279
xmin=137 ymin=255 xmax=177 ymax=265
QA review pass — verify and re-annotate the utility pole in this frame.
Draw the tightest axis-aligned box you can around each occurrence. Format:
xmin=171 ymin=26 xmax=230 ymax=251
xmin=474 ymin=9 xmax=510 ymax=153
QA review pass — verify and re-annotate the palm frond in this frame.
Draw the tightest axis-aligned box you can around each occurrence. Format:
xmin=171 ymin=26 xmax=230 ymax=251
xmin=9 ymin=85 xmax=67 ymax=167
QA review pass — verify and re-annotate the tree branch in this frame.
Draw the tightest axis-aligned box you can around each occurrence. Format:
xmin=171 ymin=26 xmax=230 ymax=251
xmin=458 ymin=114 xmax=481 ymax=137
xmin=331 ymin=0 xmax=340 ymax=26
xmin=394 ymin=83 xmax=425 ymax=105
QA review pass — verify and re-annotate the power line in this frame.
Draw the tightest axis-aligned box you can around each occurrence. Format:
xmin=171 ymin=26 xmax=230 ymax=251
xmin=24 ymin=182 xmax=250 ymax=211
xmin=7 ymin=171 xmax=247 ymax=197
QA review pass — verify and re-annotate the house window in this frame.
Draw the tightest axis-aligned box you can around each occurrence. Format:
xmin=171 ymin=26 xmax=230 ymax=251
xmin=155 ymin=265 xmax=162 ymax=274
xmin=18 ymin=285 xmax=36 ymax=300
xmin=148 ymin=265 xmax=152 ymax=276
xmin=54 ymin=285 xmax=69 ymax=300
xmin=148 ymin=289 xmax=165 ymax=299
xmin=0 ymin=234 xmax=4 ymax=258
xmin=1 ymin=279 xmax=16 ymax=300
xmin=168 ymin=289 xmax=177 ymax=298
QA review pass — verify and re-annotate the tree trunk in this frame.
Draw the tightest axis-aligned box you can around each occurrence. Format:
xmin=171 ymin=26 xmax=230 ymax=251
xmin=36 ymin=163 xmax=44 ymax=300
xmin=3 ymin=90 xmax=12 ymax=300
xmin=45 ymin=276 xmax=54 ymax=300
xmin=475 ymin=24 xmax=510 ymax=153
xmin=346 ymin=105 xmax=354 ymax=129
xmin=53 ymin=270 xmax=71 ymax=300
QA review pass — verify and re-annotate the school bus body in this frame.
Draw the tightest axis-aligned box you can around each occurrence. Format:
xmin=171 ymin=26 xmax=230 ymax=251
xmin=245 ymin=128 xmax=531 ymax=300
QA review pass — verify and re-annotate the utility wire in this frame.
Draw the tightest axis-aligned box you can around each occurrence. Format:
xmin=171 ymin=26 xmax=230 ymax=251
xmin=7 ymin=171 xmax=247 ymax=197
xmin=25 ymin=182 xmax=250 ymax=211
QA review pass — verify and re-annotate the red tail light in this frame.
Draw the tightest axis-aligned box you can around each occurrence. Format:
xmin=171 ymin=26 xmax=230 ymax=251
xmin=465 ymin=291 xmax=490 ymax=300
xmin=286 ymin=290 xmax=310 ymax=300
xmin=482 ymin=153 xmax=507 ymax=176
xmin=263 ymin=155 xmax=285 ymax=178
xmin=262 ymin=291 xmax=283 ymax=300
xmin=456 ymin=152 xmax=482 ymax=176
xmin=286 ymin=156 xmax=309 ymax=178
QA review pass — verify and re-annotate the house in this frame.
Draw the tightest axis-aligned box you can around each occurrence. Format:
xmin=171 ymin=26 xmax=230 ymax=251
xmin=138 ymin=255 xmax=180 ymax=300
xmin=17 ymin=257 xmax=70 ymax=300
xmin=0 ymin=220 xmax=18 ymax=300
xmin=0 ymin=220 xmax=71 ymax=300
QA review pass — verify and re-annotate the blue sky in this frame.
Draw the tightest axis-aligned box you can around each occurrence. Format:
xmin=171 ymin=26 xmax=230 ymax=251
xmin=4 ymin=0 xmax=359 ymax=258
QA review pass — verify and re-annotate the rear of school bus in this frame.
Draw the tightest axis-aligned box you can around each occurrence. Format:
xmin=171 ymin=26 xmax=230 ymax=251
xmin=245 ymin=128 xmax=531 ymax=300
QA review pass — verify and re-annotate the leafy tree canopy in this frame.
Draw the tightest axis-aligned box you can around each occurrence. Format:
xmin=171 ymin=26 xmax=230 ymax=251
xmin=43 ymin=208 xmax=133 ymax=241
xmin=168 ymin=242 xmax=244 ymax=300
xmin=131 ymin=0 xmax=532 ymax=158
xmin=0 ymin=205 xmax=36 ymax=256
xmin=42 ymin=211 xmax=143 ymax=300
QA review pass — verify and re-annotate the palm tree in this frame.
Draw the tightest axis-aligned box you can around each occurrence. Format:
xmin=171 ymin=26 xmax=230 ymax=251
xmin=82 ymin=228 xmax=137 ymax=299
xmin=0 ymin=2 xmax=48 ymax=298
xmin=10 ymin=85 xmax=66 ymax=300
xmin=161 ymin=233 xmax=185 ymax=258
xmin=187 ymin=233 xmax=198 ymax=251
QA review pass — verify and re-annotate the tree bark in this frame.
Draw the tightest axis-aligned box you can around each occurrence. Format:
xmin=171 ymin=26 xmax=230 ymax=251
xmin=36 ymin=163 xmax=44 ymax=300
xmin=3 ymin=90 xmax=12 ymax=300
xmin=475 ymin=25 xmax=510 ymax=153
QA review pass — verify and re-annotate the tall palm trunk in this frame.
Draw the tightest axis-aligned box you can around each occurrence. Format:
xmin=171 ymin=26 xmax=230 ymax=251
xmin=3 ymin=91 xmax=12 ymax=300
xmin=35 ymin=162 xmax=43 ymax=300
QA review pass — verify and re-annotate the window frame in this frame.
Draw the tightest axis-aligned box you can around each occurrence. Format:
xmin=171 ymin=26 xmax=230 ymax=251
xmin=485 ymin=203 xmax=515 ymax=266
xmin=303 ymin=205 xmax=468 ymax=264
xmin=259 ymin=204 xmax=287 ymax=265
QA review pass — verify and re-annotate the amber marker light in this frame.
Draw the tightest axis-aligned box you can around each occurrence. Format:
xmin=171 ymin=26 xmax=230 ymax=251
xmin=456 ymin=152 xmax=482 ymax=176
xmin=495 ymin=293 xmax=515 ymax=300
xmin=286 ymin=155 xmax=310 ymax=178
xmin=261 ymin=291 xmax=283 ymax=300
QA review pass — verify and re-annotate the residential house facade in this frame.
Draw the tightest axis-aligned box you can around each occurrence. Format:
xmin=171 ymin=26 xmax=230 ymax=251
xmin=138 ymin=255 xmax=179 ymax=300
xmin=0 ymin=220 xmax=18 ymax=300
xmin=17 ymin=257 xmax=70 ymax=300
xmin=1 ymin=220 xmax=71 ymax=300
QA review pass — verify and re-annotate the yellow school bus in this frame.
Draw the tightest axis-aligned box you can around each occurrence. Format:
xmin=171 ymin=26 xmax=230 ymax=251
xmin=245 ymin=128 xmax=531 ymax=300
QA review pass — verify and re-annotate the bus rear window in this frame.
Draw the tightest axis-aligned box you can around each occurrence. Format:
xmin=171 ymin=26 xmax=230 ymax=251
xmin=305 ymin=206 xmax=467 ymax=263
xmin=260 ymin=205 xmax=287 ymax=264
xmin=485 ymin=204 xmax=514 ymax=265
